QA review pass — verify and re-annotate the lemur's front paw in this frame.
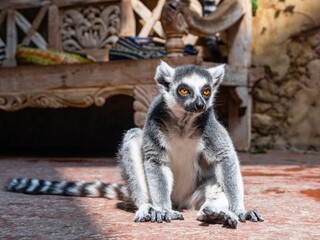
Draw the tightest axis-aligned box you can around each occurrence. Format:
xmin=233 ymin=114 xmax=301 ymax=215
xmin=238 ymin=209 xmax=264 ymax=223
xmin=134 ymin=204 xmax=184 ymax=223
xmin=197 ymin=205 xmax=239 ymax=228
xmin=150 ymin=208 xmax=184 ymax=223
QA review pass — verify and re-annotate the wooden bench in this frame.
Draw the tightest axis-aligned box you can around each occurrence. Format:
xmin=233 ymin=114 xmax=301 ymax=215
xmin=0 ymin=0 xmax=252 ymax=150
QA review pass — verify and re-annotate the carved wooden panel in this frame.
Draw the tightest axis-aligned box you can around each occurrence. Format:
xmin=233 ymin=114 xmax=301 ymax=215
xmin=133 ymin=84 xmax=159 ymax=128
xmin=0 ymin=86 xmax=132 ymax=111
xmin=60 ymin=4 xmax=121 ymax=61
xmin=0 ymin=1 xmax=121 ymax=64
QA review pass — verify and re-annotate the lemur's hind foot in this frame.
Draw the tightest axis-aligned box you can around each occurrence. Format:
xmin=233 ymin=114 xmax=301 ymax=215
xmin=197 ymin=206 xmax=264 ymax=228
xmin=197 ymin=205 xmax=239 ymax=228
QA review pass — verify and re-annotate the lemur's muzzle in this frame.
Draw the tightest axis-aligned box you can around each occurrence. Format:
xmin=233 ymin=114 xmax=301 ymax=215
xmin=195 ymin=97 xmax=205 ymax=111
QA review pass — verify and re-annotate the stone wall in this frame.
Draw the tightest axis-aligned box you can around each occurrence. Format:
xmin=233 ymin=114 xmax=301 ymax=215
xmin=251 ymin=0 xmax=320 ymax=150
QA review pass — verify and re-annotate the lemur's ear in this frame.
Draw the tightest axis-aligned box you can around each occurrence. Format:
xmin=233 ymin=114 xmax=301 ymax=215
xmin=207 ymin=64 xmax=225 ymax=87
xmin=154 ymin=60 xmax=175 ymax=91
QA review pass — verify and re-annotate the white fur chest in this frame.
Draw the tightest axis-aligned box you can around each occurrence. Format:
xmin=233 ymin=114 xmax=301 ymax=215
xmin=164 ymin=132 xmax=203 ymax=207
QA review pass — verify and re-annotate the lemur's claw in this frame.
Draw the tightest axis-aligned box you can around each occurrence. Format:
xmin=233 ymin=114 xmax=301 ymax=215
xmin=150 ymin=209 xmax=156 ymax=223
xmin=149 ymin=209 xmax=163 ymax=223
xmin=222 ymin=211 xmax=238 ymax=228
xmin=239 ymin=209 xmax=264 ymax=222
xmin=156 ymin=211 xmax=163 ymax=223
xmin=171 ymin=210 xmax=184 ymax=220
xmin=238 ymin=213 xmax=246 ymax=222
xmin=164 ymin=212 xmax=172 ymax=222
xmin=229 ymin=219 xmax=238 ymax=228
xmin=247 ymin=209 xmax=264 ymax=222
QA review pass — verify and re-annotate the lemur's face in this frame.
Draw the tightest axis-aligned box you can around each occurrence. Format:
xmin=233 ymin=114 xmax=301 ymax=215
xmin=154 ymin=61 xmax=225 ymax=113
xmin=173 ymin=73 xmax=214 ymax=113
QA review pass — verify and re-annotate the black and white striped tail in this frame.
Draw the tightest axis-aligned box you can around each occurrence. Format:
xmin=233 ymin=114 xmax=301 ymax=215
xmin=5 ymin=178 xmax=129 ymax=200
xmin=204 ymin=0 xmax=219 ymax=16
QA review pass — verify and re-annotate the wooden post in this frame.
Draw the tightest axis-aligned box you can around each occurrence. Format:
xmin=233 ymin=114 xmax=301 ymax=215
xmin=0 ymin=10 xmax=6 ymax=26
xmin=227 ymin=0 xmax=252 ymax=151
xmin=161 ymin=0 xmax=186 ymax=57
xmin=228 ymin=86 xmax=252 ymax=151
xmin=120 ymin=0 xmax=136 ymax=36
xmin=2 ymin=9 xmax=17 ymax=67
xmin=227 ymin=0 xmax=251 ymax=68
xmin=48 ymin=5 xmax=61 ymax=50
xmin=164 ymin=33 xmax=185 ymax=57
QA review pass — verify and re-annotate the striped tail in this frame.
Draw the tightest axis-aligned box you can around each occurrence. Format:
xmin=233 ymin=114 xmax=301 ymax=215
xmin=5 ymin=178 xmax=129 ymax=200
xmin=203 ymin=0 xmax=220 ymax=16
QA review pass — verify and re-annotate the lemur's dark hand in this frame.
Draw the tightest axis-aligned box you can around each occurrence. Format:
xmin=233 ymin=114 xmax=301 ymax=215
xmin=199 ymin=206 xmax=239 ymax=228
xmin=238 ymin=209 xmax=264 ymax=222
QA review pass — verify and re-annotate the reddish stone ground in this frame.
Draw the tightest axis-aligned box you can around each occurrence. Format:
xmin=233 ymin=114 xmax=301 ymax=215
xmin=0 ymin=151 xmax=320 ymax=240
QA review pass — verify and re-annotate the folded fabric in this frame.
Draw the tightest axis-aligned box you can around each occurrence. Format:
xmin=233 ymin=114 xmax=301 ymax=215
xmin=109 ymin=37 xmax=166 ymax=60
xmin=0 ymin=41 xmax=5 ymax=65
xmin=110 ymin=37 xmax=197 ymax=61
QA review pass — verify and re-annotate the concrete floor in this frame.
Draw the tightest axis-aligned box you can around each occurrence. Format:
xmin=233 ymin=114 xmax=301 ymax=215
xmin=0 ymin=151 xmax=319 ymax=240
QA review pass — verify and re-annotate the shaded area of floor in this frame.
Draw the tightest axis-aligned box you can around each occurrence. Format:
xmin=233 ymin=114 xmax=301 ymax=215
xmin=0 ymin=151 xmax=320 ymax=239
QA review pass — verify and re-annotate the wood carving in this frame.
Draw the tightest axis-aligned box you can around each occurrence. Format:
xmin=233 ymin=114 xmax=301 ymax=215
xmin=0 ymin=86 xmax=133 ymax=111
xmin=161 ymin=0 xmax=245 ymax=56
xmin=61 ymin=4 xmax=120 ymax=60
xmin=133 ymin=84 xmax=159 ymax=128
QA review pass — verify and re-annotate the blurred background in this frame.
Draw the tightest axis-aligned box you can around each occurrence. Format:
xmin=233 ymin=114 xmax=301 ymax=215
xmin=0 ymin=0 xmax=319 ymax=157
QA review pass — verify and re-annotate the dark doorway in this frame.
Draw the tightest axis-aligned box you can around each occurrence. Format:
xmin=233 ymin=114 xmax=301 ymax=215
xmin=0 ymin=95 xmax=135 ymax=157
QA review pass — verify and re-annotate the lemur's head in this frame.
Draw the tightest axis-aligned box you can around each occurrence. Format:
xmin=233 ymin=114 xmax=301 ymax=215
xmin=154 ymin=61 xmax=225 ymax=113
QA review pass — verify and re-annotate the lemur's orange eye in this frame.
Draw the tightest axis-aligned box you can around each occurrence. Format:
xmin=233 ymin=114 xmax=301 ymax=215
xmin=179 ymin=88 xmax=189 ymax=95
xmin=203 ymin=89 xmax=211 ymax=96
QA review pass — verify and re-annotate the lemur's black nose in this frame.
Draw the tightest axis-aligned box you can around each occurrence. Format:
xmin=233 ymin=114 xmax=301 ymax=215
xmin=195 ymin=98 xmax=205 ymax=110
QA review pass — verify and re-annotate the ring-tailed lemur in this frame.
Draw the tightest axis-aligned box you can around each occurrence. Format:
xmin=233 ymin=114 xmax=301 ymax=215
xmin=5 ymin=61 xmax=264 ymax=228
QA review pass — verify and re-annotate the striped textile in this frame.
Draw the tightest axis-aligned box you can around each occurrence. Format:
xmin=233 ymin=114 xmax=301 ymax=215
xmin=109 ymin=37 xmax=197 ymax=61
xmin=0 ymin=40 xmax=5 ymax=65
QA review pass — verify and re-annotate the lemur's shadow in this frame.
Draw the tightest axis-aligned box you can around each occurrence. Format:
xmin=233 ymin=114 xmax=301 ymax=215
xmin=199 ymin=222 xmax=237 ymax=229
xmin=116 ymin=201 xmax=136 ymax=213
